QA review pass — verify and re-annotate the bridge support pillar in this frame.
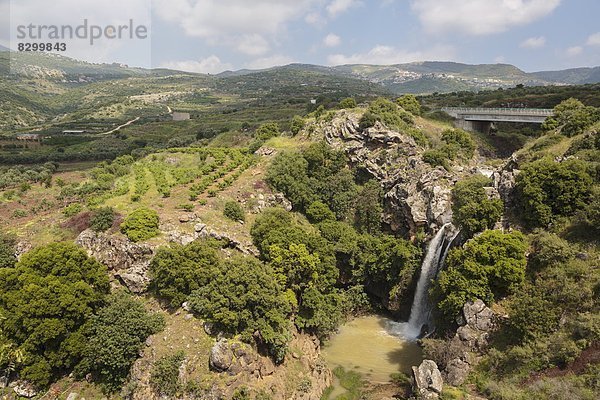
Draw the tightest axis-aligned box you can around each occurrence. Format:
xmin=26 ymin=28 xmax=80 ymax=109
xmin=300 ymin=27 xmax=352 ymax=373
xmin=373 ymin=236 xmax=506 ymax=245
xmin=455 ymin=119 xmax=492 ymax=134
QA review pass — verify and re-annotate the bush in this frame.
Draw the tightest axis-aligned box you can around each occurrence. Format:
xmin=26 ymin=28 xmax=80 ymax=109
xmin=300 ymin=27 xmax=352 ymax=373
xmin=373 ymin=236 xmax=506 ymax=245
xmin=63 ymin=203 xmax=83 ymax=218
xmin=0 ymin=232 xmax=16 ymax=269
xmin=90 ymin=207 xmax=115 ymax=232
xmin=150 ymin=351 xmax=185 ymax=397
xmin=290 ymin=115 xmax=305 ymax=136
xmin=223 ymin=200 xmax=245 ymax=222
xmin=306 ymin=201 xmax=335 ymax=223
xmin=397 ymin=94 xmax=422 ymax=116
xmin=423 ymin=149 xmax=450 ymax=170
xmin=187 ymin=256 xmax=291 ymax=362
xmin=433 ymin=230 xmax=528 ymax=323
xmin=441 ymin=129 xmax=476 ymax=160
xmin=515 ymin=159 xmax=592 ymax=227
xmin=452 ymin=175 xmax=503 ymax=238
xmin=149 ymin=240 xmax=222 ymax=308
xmin=255 ymin=122 xmax=281 ymax=141
xmin=543 ymin=98 xmax=599 ymax=137
xmin=0 ymin=243 xmax=110 ymax=386
xmin=79 ymin=292 xmax=164 ymax=392
xmin=354 ymin=180 xmax=383 ymax=234
xmin=339 ymin=98 xmax=357 ymax=109
xmin=120 ymin=208 xmax=160 ymax=242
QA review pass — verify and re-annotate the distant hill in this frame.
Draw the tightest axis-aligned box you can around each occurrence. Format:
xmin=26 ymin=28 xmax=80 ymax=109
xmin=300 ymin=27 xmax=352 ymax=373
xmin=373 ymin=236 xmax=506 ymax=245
xmin=219 ymin=61 xmax=600 ymax=94
xmin=0 ymin=44 xmax=9 ymax=52
xmin=531 ymin=66 xmax=600 ymax=85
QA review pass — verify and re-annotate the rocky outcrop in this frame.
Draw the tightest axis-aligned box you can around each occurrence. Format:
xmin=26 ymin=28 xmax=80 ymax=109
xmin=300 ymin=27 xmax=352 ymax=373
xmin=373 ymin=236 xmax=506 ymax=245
xmin=322 ymin=112 xmax=456 ymax=235
xmin=412 ymin=360 xmax=443 ymax=400
xmin=442 ymin=299 xmax=496 ymax=386
xmin=247 ymin=192 xmax=293 ymax=214
xmin=13 ymin=381 xmax=38 ymax=398
xmin=492 ymin=155 xmax=520 ymax=206
xmin=76 ymin=229 xmax=155 ymax=293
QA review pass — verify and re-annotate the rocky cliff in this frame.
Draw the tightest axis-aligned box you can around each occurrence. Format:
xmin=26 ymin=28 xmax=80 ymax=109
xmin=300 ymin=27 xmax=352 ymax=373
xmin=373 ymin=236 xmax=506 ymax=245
xmin=321 ymin=111 xmax=457 ymax=236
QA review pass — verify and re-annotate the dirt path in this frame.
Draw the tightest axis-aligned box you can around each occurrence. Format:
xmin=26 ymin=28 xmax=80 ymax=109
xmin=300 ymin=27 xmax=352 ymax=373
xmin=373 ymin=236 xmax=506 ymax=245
xmin=101 ymin=116 xmax=140 ymax=135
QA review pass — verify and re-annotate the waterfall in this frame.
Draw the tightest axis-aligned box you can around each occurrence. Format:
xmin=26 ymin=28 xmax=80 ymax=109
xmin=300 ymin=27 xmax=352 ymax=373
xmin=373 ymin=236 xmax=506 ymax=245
xmin=388 ymin=223 xmax=453 ymax=340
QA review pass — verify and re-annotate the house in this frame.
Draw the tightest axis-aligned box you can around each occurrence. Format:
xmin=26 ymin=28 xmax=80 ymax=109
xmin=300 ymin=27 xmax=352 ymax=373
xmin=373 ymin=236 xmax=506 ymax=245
xmin=16 ymin=133 xmax=41 ymax=141
xmin=172 ymin=112 xmax=191 ymax=121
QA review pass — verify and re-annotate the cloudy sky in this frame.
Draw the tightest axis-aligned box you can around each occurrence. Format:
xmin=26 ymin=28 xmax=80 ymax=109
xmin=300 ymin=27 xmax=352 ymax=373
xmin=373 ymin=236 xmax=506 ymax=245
xmin=2 ymin=0 xmax=600 ymax=73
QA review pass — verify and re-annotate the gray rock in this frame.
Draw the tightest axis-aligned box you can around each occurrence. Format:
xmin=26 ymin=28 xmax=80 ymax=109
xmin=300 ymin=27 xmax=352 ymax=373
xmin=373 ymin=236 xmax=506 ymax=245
xmin=210 ymin=339 xmax=233 ymax=372
xmin=461 ymin=299 xmax=494 ymax=332
xmin=0 ymin=376 xmax=7 ymax=389
xmin=66 ymin=393 xmax=79 ymax=400
xmin=194 ymin=223 xmax=207 ymax=233
xmin=412 ymin=360 xmax=443 ymax=399
xmin=13 ymin=381 xmax=38 ymax=398
xmin=76 ymin=229 xmax=155 ymax=293
xmin=445 ymin=358 xmax=470 ymax=386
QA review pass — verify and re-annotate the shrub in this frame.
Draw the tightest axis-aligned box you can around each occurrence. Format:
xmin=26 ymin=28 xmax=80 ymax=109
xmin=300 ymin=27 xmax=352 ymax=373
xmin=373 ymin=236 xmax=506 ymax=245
xmin=515 ymin=159 xmax=592 ymax=227
xmin=441 ymin=129 xmax=476 ymax=160
xmin=290 ymin=115 xmax=305 ymax=136
xmin=306 ymin=201 xmax=335 ymax=223
xmin=120 ymin=208 xmax=160 ymax=242
xmin=354 ymin=180 xmax=383 ymax=234
xmin=339 ymin=97 xmax=357 ymax=109
xmin=187 ymin=256 xmax=291 ymax=362
xmin=0 ymin=243 xmax=110 ymax=386
xmin=397 ymin=94 xmax=422 ymax=116
xmin=452 ymin=175 xmax=503 ymax=238
xmin=543 ymin=98 xmax=599 ymax=137
xmin=359 ymin=111 xmax=378 ymax=130
xmin=223 ymin=200 xmax=245 ymax=222
xmin=433 ymin=230 xmax=528 ymax=323
xmin=423 ymin=149 xmax=450 ymax=170
xmin=149 ymin=240 xmax=222 ymax=308
xmin=255 ymin=122 xmax=281 ymax=141
xmin=63 ymin=203 xmax=83 ymax=218
xmin=0 ymin=232 xmax=16 ymax=269
xmin=150 ymin=351 xmax=185 ymax=397
xmin=79 ymin=292 xmax=165 ymax=392
xmin=90 ymin=207 xmax=116 ymax=232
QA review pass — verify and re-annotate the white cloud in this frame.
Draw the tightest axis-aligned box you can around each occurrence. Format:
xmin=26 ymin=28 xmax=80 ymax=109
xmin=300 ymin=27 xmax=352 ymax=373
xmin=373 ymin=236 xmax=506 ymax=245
xmin=323 ymin=33 xmax=341 ymax=47
xmin=566 ymin=46 xmax=583 ymax=57
xmin=326 ymin=0 xmax=362 ymax=17
xmin=161 ymin=56 xmax=233 ymax=74
xmin=327 ymin=44 xmax=456 ymax=65
xmin=520 ymin=36 xmax=546 ymax=49
xmin=153 ymin=0 xmax=318 ymax=54
xmin=586 ymin=32 xmax=600 ymax=46
xmin=494 ymin=55 xmax=506 ymax=63
xmin=236 ymin=34 xmax=270 ymax=56
xmin=305 ymin=12 xmax=326 ymax=26
xmin=411 ymin=0 xmax=561 ymax=36
xmin=245 ymin=54 xmax=295 ymax=70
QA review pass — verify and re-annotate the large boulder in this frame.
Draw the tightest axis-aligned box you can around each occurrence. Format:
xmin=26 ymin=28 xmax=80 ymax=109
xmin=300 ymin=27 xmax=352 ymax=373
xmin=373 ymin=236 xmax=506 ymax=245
xmin=209 ymin=339 xmax=234 ymax=372
xmin=76 ymin=229 xmax=155 ymax=293
xmin=13 ymin=381 xmax=38 ymax=398
xmin=412 ymin=360 xmax=443 ymax=400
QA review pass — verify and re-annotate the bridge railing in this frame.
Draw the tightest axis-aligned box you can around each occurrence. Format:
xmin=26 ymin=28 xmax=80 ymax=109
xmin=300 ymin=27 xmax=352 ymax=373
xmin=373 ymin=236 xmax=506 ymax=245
xmin=441 ymin=107 xmax=554 ymax=116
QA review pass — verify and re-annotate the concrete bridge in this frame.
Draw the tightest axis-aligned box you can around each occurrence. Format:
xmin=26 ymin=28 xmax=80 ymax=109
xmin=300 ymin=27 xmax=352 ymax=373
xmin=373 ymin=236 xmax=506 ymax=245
xmin=441 ymin=107 xmax=554 ymax=133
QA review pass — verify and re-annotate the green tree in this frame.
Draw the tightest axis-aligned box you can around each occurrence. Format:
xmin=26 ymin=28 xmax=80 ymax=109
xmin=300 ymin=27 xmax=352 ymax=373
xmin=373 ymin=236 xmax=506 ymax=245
xmin=0 ymin=233 xmax=16 ymax=269
xmin=79 ymin=292 xmax=164 ymax=392
xmin=255 ymin=122 xmax=281 ymax=141
xmin=452 ymin=175 xmax=503 ymax=238
xmin=339 ymin=98 xmax=357 ymax=109
xmin=290 ymin=115 xmax=305 ymax=136
xmin=543 ymin=98 xmax=599 ymax=137
xmin=306 ymin=201 xmax=335 ymax=223
xmin=223 ymin=200 xmax=245 ymax=222
xmin=269 ymin=243 xmax=330 ymax=294
xmin=354 ymin=180 xmax=383 ymax=234
xmin=150 ymin=351 xmax=185 ymax=397
xmin=120 ymin=207 xmax=160 ymax=242
xmin=433 ymin=230 xmax=527 ymax=323
xmin=397 ymin=94 xmax=422 ymax=116
xmin=296 ymin=287 xmax=345 ymax=339
xmin=0 ymin=243 xmax=110 ymax=386
xmin=90 ymin=207 xmax=115 ymax=232
xmin=149 ymin=240 xmax=222 ymax=308
xmin=187 ymin=257 xmax=291 ymax=362
xmin=515 ymin=159 xmax=592 ymax=227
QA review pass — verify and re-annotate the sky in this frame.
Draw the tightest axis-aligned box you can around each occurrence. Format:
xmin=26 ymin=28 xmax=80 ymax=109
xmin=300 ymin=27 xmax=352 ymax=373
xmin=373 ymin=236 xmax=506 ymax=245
xmin=1 ymin=0 xmax=600 ymax=74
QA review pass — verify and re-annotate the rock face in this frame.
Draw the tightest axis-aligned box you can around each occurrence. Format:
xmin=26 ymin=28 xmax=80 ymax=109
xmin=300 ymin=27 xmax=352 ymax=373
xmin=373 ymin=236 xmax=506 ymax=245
xmin=322 ymin=112 xmax=456 ymax=235
xmin=442 ymin=299 xmax=496 ymax=386
xmin=76 ymin=229 xmax=155 ymax=293
xmin=412 ymin=360 xmax=443 ymax=400
xmin=209 ymin=339 xmax=235 ymax=372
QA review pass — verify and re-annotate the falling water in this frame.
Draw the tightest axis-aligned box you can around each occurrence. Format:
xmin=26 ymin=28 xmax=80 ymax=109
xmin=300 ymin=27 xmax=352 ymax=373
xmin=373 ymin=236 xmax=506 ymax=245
xmin=389 ymin=223 xmax=453 ymax=340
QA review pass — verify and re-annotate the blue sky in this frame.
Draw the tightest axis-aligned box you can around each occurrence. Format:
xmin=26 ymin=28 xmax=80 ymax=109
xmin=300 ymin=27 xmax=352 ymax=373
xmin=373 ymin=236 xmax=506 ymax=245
xmin=2 ymin=0 xmax=600 ymax=73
